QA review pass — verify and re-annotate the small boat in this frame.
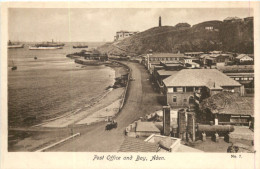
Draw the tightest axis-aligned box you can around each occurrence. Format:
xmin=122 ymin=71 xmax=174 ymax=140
xmin=11 ymin=66 xmax=17 ymax=71
xmin=73 ymin=44 xmax=88 ymax=48
xmin=8 ymin=40 xmax=24 ymax=49
xmin=11 ymin=59 xmax=17 ymax=71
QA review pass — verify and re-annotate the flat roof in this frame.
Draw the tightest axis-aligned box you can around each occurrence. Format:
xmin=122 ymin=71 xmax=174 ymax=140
xmin=157 ymin=70 xmax=179 ymax=76
xmin=163 ymin=69 xmax=241 ymax=87
xmin=225 ymin=72 xmax=254 ymax=77
xmin=149 ymin=53 xmax=185 ymax=58
xmin=136 ymin=122 xmax=160 ymax=132
xmin=185 ymin=52 xmax=204 ymax=54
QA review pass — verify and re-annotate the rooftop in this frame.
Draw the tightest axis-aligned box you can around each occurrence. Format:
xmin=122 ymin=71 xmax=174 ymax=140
xmin=149 ymin=53 xmax=185 ymax=58
xmin=225 ymin=72 xmax=254 ymax=77
xmin=118 ymin=137 xmax=159 ymax=152
xmin=157 ymin=70 xmax=179 ymax=76
xmin=116 ymin=30 xmax=139 ymax=34
xmin=200 ymin=92 xmax=254 ymax=116
xmin=119 ymin=134 xmax=203 ymax=152
xmin=163 ymin=69 xmax=241 ymax=87
xmin=145 ymin=134 xmax=203 ymax=152
xmin=184 ymin=52 xmax=204 ymax=55
xmin=236 ymin=54 xmax=252 ymax=59
xmin=161 ymin=60 xmax=182 ymax=64
xmin=136 ymin=122 xmax=161 ymax=132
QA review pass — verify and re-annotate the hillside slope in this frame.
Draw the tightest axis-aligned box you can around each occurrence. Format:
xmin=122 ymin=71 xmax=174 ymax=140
xmin=98 ymin=18 xmax=253 ymax=56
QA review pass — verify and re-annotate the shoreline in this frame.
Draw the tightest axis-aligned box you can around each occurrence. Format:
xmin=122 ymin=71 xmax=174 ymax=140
xmin=8 ymin=60 xmax=130 ymax=151
xmin=35 ymin=61 xmax=129 ymax=128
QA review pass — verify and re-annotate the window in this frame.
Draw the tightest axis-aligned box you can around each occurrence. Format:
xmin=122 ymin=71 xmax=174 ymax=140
xmin=176 ymin=87 xmax=183 ymax=92
xmin=235 ymin=77 xmax=240 ymax=80
xmin=189 ymin=96 xmax=194 ymax=104
xmin=173 ymin=96 xmax=177 ymax=103
xmin=186 ymin=87 xmax=194 ymax=92
xmin=249 ymin=77 xmax=254 ymax=80
xmin=173 ymin=87 xmax=177 ymax=92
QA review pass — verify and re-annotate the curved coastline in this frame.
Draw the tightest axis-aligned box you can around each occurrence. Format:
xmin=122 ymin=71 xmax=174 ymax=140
xmin=8 ymin=59 xmax=130 ymax=151
xmin=33 ymin=60 xmax=129 ymax=128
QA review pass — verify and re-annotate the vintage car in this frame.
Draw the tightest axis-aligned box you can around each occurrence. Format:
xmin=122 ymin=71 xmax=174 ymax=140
xmin=105 ymin=120 xmax=118 ymax=130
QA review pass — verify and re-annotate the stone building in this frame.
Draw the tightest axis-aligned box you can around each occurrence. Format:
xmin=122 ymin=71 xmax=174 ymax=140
xmin=162 ymin=69 xmax=244 ymax=108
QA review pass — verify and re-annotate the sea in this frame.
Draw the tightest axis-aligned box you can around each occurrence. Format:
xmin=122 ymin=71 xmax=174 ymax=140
xmin=8 ymin=42 xmax=115 ymax=127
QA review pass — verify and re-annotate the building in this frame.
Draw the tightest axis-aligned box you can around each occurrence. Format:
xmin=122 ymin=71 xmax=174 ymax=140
xmin=205 ymin=26 xmax=214 ymax=30
xmin=143 ymin=53 xmax=186 ymax=72
xmin=118 ymin=135 xmax=202 ymax=152
xmin=224 ymin=17 xmax=243 ymax=23
xmin=225 ymin=72 xmax=254 ymax=88
xmin=154 ymin=70 xmax=179 ymax=92
xmin=153 ymin=61 xmax=185 ymax=92
xmin=184 ymin=52 xmax=204 ymax=58
xmin=235 ymin=54 xmax=254 ymax=63
xmin=204 ymin=54 xmax=231 ymax=67
xmin=114 ymin=30 xmax=139 ymax=41
xmin=185 ymin=62 xmax=200 ymax=68
xmin=159 ymin=60 xmax=184 ymax=70
xmin=162 ymin=69 xmax=244 ymax=108
xmin=199 ymin=92 xmax=253 ymax=126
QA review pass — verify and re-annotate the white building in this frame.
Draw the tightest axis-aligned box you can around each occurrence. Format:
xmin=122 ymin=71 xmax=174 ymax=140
xmin=114 ymin=30 xmax=139 ymax=41
xmin=236 ymin=54 xmax=253 ymax=63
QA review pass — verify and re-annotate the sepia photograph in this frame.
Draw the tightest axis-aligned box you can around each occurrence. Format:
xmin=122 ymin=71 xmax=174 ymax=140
xmin=1 ymin=1 xmax=259 ymax=169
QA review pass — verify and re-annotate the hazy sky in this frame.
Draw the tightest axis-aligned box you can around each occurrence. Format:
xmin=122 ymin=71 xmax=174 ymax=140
xmin=8 ymin=8 xmax=253 ymax=42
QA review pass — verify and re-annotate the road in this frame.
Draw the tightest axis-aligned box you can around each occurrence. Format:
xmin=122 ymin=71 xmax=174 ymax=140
xmin=49 ymin=61 xmax=162 ymax=152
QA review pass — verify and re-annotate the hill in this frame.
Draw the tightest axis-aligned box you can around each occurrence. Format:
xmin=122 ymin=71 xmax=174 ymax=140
xmin=98 ymin=18 xmax=253 ymax=56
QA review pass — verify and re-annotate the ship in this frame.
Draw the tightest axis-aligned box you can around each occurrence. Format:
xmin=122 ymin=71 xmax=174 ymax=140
xmin=8 ymin=40 xmax=24 ymax=49
xmin=73 ymin=45 xmax=88 ymax=48
xmin=29 ymin=39 xmax=64 ymax=50
xmin=29 ymin=46 xmax=63 ymax=50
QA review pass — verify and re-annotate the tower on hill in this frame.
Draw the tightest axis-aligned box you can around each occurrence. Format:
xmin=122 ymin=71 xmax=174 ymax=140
xmin=159 ymin=16 xmax=162 ymax=27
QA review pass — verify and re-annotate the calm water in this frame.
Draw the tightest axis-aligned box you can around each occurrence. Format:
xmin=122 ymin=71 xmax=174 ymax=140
xmin=8 ymin=42 xmax=115 ymax=127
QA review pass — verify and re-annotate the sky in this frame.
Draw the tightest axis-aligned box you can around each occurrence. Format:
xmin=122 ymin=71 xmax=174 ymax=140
xmin=8 ymin=8 xmax=253 ymax=42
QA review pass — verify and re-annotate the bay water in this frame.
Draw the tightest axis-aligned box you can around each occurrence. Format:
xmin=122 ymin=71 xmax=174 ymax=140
xmin=8 ymin=42 xmax=115 ymax=127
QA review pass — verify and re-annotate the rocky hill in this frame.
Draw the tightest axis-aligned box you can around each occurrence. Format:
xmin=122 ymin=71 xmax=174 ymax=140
xmin=98 ymin=18 xmax=253 ymax=56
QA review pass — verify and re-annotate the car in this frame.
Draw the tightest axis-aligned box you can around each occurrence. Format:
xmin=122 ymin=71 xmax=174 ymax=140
xmin=105 ymin=121 xmax=118 ymax=130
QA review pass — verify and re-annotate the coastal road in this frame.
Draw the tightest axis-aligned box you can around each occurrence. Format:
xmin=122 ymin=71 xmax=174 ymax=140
xmin=49 ymin=62 xmax=162 ymax=152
